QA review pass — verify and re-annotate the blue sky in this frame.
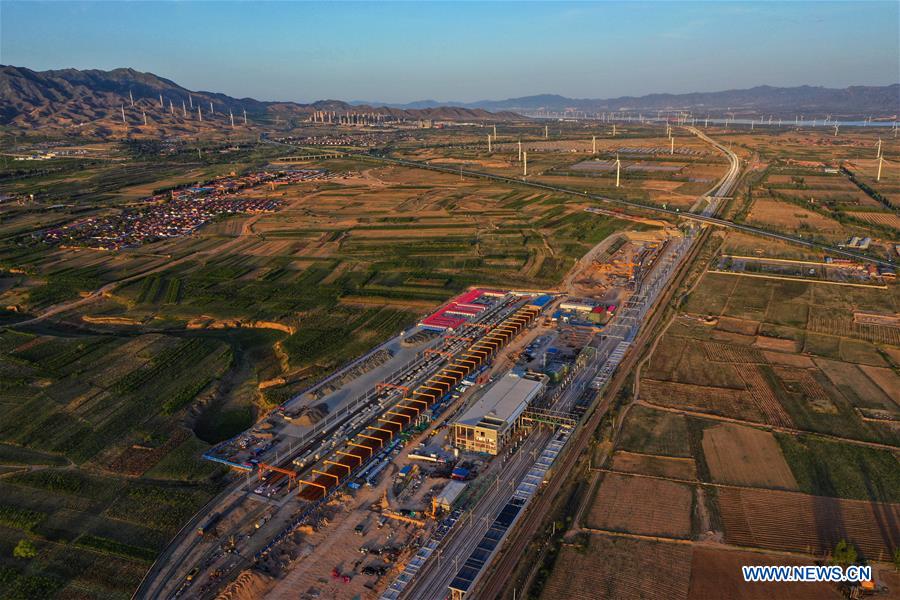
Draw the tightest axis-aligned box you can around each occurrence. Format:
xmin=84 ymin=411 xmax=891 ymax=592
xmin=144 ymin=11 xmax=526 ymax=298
xmin=1 ymin=1 xmax=898 ymax=103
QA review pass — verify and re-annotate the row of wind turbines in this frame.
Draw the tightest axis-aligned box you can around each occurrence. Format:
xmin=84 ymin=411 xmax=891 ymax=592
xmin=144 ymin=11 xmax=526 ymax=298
xmin=120 ymin=90 xmax=249 ymax=129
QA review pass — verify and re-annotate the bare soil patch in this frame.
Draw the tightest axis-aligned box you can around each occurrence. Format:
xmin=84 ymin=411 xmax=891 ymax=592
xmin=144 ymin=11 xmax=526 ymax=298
xmin=754 ymin=336 xmax=800 ymax=353
xmin=859 ymin=365 xmax=900 ymax=408
xmin=702 ymin=423 xmax=798 ymax=490
xmin=716 ymin=316 xmax=760 ymax=336
xmin=587 ymin=473 xmax=693 ymax=538
xmin=611 ymin=451 xmax=698 ymax=481
xmin=542 ymin=533 xmax=692 ymax=600
xmin=761 ymin=350 xmax=813 ymax=368
xmin=718 ymin=487 xmax=900 ymax=559
xmin=688 ymin=547 xmax=842 ymax=600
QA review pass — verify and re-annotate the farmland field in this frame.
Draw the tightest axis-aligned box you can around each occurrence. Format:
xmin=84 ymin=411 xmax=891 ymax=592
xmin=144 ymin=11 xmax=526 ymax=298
xmin=610 ymin=451 xmax=698 ymax=481
xmin=717 ymin=486 xmax=900 ymax=559
xmin=541 ymin=534 xmax=692 ymax=600
xmin=0 ymin=327 xmax=226 ymax=598
xmin=586 ymin=473 xmax=694 ymax=539
xmin=701 ymin=423 xmax=798 ymax=490
xmin=533 ymin=125 xmax=898 ymax=600
xmin=687 ymin=547 xmax=843 ymax=600
xmin=616 ymin=405 xmax=692 ymax=458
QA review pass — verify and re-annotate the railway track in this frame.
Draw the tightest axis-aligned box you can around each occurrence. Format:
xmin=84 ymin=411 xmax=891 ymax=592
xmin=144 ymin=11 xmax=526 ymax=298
xmin=474 ymin=215 xmax=714 ymax=600
xmin=473 ymin=127 xmax=738 ymax=600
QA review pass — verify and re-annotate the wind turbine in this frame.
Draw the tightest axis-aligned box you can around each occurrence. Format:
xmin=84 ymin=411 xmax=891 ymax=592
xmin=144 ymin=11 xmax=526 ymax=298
xmin=523 ymin=151 xmax=528 ymax=176
xmin=518 ymin=139 xmax=522 ymax=162
xmin=877 ymin=155 xmax=884 ymax=182
xmin=487 ymin=134 xmax=492 ymax=153
xmin=592 ymin=136 xmax=596 ymax=154
xmin=120 ymin=105 xmax=126 ymax=125
xmin=615 ymin=154 xmax=621 ymax=188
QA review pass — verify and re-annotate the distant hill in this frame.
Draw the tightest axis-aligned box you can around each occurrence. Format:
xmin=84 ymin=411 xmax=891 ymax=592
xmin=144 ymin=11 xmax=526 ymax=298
xmin=0 ymin=65 xmax=517 ymax=133
xmin=366 ymin=85 xmax=900 ymax=118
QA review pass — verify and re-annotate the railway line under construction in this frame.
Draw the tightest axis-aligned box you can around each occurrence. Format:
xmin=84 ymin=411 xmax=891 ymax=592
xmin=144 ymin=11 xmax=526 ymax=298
xmin=144 ymin=290 xmax=553 ymax=599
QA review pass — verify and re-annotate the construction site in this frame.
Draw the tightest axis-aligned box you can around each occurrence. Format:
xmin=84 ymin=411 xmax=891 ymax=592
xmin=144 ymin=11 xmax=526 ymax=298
xmin=132 ymin=201 xmax=698 ymax=600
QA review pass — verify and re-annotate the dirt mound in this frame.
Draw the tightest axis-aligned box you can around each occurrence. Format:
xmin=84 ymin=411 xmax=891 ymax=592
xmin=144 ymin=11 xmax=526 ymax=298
xmin=287 ymin=402 xmax=329 ymax=426
xmin=215 ymin=569 xmax=273 ymax=600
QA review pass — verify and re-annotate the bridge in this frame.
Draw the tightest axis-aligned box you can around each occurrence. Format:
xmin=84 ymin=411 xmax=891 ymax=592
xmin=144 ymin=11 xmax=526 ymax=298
xmin=521 ymin=407 xmax=578 ymax=429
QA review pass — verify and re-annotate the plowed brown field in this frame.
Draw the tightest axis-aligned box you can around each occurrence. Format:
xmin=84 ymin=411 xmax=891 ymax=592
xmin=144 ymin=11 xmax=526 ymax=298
xmin=587 ymin=473 xmax=693 ymax=538
xmin=718 ymin=487 xmax=900 ymax=560
xmin=702 ymin=423 xmax=798 ymax=490
xmin=542 ymin=534 xmax=692 ymax=600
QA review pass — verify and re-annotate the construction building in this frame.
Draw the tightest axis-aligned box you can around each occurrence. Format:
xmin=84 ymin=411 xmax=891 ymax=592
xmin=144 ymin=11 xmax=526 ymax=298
xmin=434 ymin=480 xmax=467 ymax=512
xmin=450 ymin=373 xmax=546 ymax=455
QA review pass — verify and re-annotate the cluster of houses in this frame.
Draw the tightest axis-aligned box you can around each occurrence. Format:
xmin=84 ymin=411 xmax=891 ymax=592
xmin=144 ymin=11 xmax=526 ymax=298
xmin=41 ymin=169 xmax=329 ymax=250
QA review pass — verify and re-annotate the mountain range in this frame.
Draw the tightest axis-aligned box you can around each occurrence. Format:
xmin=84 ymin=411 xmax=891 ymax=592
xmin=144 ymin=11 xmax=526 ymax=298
xmin=0 ymin=65 xmax=517 ymax=133
xmin=355 ymin=85 xmax=900 ymax=118
xmin=1 ymin=65 xmax=897 ymax=136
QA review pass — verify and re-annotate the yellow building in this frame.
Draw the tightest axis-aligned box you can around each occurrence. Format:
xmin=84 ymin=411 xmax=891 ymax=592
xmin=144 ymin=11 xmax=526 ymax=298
xmin=450 ymin=374 xmax=545 ymax=455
